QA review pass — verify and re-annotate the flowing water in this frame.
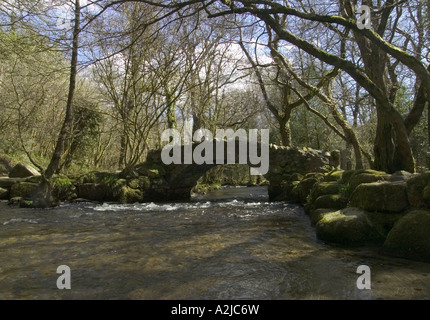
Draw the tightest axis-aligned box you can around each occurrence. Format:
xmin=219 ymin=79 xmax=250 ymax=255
xmin=0 ymin=186 xmax=429 ymax=300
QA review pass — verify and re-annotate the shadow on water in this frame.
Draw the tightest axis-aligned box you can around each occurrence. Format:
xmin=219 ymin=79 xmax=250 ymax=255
xmin=0 ymin=186 xmax=429 ymax=300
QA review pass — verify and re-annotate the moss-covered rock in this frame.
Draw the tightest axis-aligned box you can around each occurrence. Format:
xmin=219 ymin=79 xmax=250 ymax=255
xmin=383 ymin=210 xmax=430 ymax=262
xmin=349 ymin=181 xmax=408 ymax=213
xmin=309 ymin=182 xmax=342 ymax=203
xmin=316 ymin=207 xmax=386 ymax=246
xmin=10 ymin=182 xmax=38 ymax=199
xmin=348 ymin=172 xmax=391 ymax=192
xmin=365 ymin=211 xmax=405 ymax=238
xmin=406 ymin=173 xmax=430 ymax=208
xmin=192 ymin=183 xmax=222 ymax=195
xmin=389 ymin=171 xmax=414 ymax=182
xmin=118 ymin=186 xmax=143 ymax=204
xmin=0 ymin=187 xmax=9 ymax=200
xmin=309 ymin=208 xmax=333 ymax=226
xmin=8 ymin=196 xmax=33 ymax=208
xmin=323 ymin=170 xmax=344 ymax=182
xmin=292 ymin=177 xmax=320 ymax=204
xmin=127 ymin=179 xmax=141 ymax=190
xmin=313 ymin=194 xmax=348 ymax=210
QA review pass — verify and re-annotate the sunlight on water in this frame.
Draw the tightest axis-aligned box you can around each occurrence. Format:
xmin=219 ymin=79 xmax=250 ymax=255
xmin=0 ymin=186 xmax=429 ymax=300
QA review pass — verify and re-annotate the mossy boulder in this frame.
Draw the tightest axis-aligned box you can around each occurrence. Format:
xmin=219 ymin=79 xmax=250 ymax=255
xmin=365 ymin=211 xmax=405 ymax=238
xmin=316 ymin=207 xmax=386 ymax=246
xmin=389 ymin=171 xmax=414 ymax=182
xmin=292 ymin=177 xmax=320 ymax=204
xmin=309 ymin=208 xmax=333 ymax=226
xmin=323 ymin=170 xmax=344 ymax=182
xmin=118 ymin=186 xmax=143 ymax=204
xmin=313 ymin=194 xmax=348 ymax=210
xmin=406 ymin=173 xmax=430 ymax=208
xmin=383 ymin=210 xmax=430 ymax=262
xmin=8 ymin=197 xmax=32 ymax=208
xmin=348 ymin=171 xmax=390 ymax=192
xmin=10 ymin=182 xmax=38 ymax=199
xmin=349 ymin=181 xmax=409 ymax=213
xmin=0 ymin=187 xmax=9 ymax=200
xmin=309 ymin=182 xmax=342 ymax=203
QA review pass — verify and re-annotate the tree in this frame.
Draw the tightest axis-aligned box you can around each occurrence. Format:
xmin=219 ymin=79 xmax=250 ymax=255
xmin=200 ymin=0 xmax=430 ymax=173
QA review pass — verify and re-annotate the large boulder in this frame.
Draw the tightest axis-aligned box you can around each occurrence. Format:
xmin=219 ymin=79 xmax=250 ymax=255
xmin=309 ymin=182 xmax=342 ymax=203
xmin=315 ymin=207 xmax=386 ymax=246
xmin=349 ymin=181 xmax=409 ymax=213
xmin=313 ymin=194 xmax=348 ymax=210
xmin=406 ymin=173 xmax=430 ymax=208
xmin=292 ymin=177 xmax=320 ymax=204
xmin=347 ymin=170 xmax=391 ymax=192
xmin=10 ymin=182 xmax=38 ymax=199
xmin=8 ymin=163 xmax=40 ymax=178
xmin=383 ymin=210 xmax=430 ymax=262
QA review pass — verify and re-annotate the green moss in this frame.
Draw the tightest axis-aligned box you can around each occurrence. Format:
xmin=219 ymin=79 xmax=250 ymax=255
xmin=316 ymin=208 xmax=386 ymax=246
xmin=309 ymin=182 xmax=342 ymax=203
xmin=293 ymin=177 xmax=321 ymax=204
xmin=192 ymin=183 xmax=222 ymax=194
xmin=314 ymin=194 xmax=348 ymax=210
xmin=308 ymin=208 xmax=332 ymax=226
xmin=52 ymin=176 xmax=76 ymax=201
xmin=383 ymin=210 xmax=430 ymax=262
xmin=10 ymin=182 xmax=38 ymax=199
xmin=324 ymin=170 xmax=344 ymax=182
xmin=118 ymin=186 xmax=143 ymax=204
xmin=349 ymin=182 xmax=408 ymax=213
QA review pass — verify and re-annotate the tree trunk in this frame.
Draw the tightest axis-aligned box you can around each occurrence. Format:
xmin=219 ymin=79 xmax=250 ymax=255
xmin=279 ymin=116 xmax=291 ymax=147
xmin=44 ymin=0 xmax=80 ymax=180
xmin=119 ymin=133 xmax=127 ymax=169
xmin=373 ymin=102 xmax=415 ymax=173
xmin=31 ymin=1 xmax=80 ymax=208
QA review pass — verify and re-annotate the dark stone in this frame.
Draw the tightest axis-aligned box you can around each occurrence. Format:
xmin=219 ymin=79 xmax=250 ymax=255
xmin=77 ymin=183 xmax=110 ymax=202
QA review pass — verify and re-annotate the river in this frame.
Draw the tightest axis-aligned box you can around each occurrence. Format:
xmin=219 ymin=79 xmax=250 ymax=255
xmin=0 ymin=186 xmax=429 ymax=300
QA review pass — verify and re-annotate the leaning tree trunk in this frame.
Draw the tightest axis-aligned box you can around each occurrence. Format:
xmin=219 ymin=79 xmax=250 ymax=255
xmin=33 ymin=0 xmax=81 ymax=208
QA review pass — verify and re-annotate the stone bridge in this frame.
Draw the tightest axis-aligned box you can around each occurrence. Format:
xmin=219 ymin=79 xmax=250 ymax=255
xmin=132 ymin=141 xmax=340 ymax=202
